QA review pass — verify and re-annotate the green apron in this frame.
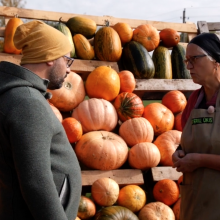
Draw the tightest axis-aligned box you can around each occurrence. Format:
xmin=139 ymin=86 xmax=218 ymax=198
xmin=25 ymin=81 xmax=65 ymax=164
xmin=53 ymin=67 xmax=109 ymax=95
xmin=180 ymin=89 xmax=220 ymax=220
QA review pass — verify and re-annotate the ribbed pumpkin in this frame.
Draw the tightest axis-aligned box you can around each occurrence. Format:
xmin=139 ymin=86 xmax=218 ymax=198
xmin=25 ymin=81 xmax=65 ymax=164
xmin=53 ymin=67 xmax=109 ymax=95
xmin=153 ymin=130 xmax=182 ymax=166
xmin=91 ymin=178 xmax=119 ymax=207
xmin=47 ymin=71 xmax=85 ymax=112
xmin=94 ymin=206 xmax=139 ymax=220
xmin=73 ymin=34 xmax=95 ymax=60
xmin=75 ymin=131 xmax=128 ymax=170
xmin=72 ymin=98 xmax=118 ymax=133
xmin=162 ymin=90 xmax=187 ymax=114
xmin=118 ymin=70 xmax=136 ymax=93
xmin=119 ymin=117 xmax=154 ymax=146
xmin=94 ymin=26 xmax=122 ymax=62
xmin=132 ymin=24 xmax=160 ymax=52
xmin=77 ymin=196 xmax=96 ymax=219
xmin=4 ymin=17 xmax=23 ymax=54
xmin=112 ymin=22 xmax=133 ymax=45
xmin=153 ymin=179 xmax=180 ymax=206
xmin=138 ymin=202 xmax=175 ymax=220
xmin=159 ymin=28 xmax=180 ymax=48
xmin=143 ymin=103 xmax=174 ymax=136
xmin=66 ymin=16 xmax=97 ymax=39
xmin=114 ymin=92 xmax=144 ymax=122
xmin=85 ymin=66 xmax=120 ymax=101
xmin=128 ymin=142 xmax=161 ymax=170
xmin=174 ymin=112 xmax=183 ymax=131
xmin=48 ymin=102 xmax=63 ymax=122
xmin=117 ymin=185 xmax=147 ymax=213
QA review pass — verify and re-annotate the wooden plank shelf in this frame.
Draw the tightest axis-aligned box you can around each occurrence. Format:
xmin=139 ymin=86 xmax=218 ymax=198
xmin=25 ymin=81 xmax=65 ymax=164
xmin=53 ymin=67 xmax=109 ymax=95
xmin=151 ymin=166 xmax=182 ymax=181
xmin=81 ymin=169 xmax=144 ymax=186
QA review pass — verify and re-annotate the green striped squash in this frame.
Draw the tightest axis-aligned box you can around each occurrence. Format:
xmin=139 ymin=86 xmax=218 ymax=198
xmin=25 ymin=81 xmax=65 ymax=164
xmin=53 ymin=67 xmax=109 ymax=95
xmin=55 ymin=22 xmax=76 ymax=58
xmin=171 ymin=44 xmax=191 ymax=79
xmin=121 ymin=41 xmax=155 ymax=79
xmin=152 ymin=46 xmax=172 ymax=79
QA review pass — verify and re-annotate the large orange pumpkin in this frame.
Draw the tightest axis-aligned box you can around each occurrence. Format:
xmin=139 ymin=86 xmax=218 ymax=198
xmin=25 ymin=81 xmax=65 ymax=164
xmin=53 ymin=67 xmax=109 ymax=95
xmin=138 ymin=202 xmax=175 ymax=220
xmin=162 ymin=90 xmax=187 ymax=114
xmin=4 ymin=17 xmax=23 ymax=54
xmin=174 ymin=112 xmax=183 ymax=131
xmin=112 ymin=22 xmax=133 ymax=45
xmin=153 ymin=130 xmax=182 ymax=166
xmin=47 ymin=71 xmax=85 ymax=112
xmin=91 ymin=177 xmax=119 ymax=207
xmin=75 ymin=131 xmax=128 ymax=170
xmin=72 ymin=98 xmax=118 ymax=133
xmin=153 ymin=179 xmax=180 ymax=206
xmin=128 ymin=142 xmax=161 ymax=170
xmin=85 ymin=66 xmax=120 ymax=101
xmin=62 ymin=117 xmax=83 ymax=143
xmin=114 ymin=92 xmax=144 ymax=122
xmin=143 ymin=103 xmax=174 ymax=136
xmin=132 ymin=24 xmax=160 ymax=52
xmin=73 ymin=34 xmax=95 ymax=60
xmin=119 ymin=117 xmax=154 ymax=146
xmin=94 ymin=26 xmax=122 ymax=62
xmin=159 ymin=28 xmax=180 ymax=48
xmin=117 ymin=185 xmax=147 ymax=213
xmin=77 ymin=196 xmax=96 ymax=219
xmin=172 ymin=197 xmax=181 ymax=220
xmin=48 ymin=101 xmax=63 ymax=122
xmin=118 ymin=70 xmax=136 ymax=93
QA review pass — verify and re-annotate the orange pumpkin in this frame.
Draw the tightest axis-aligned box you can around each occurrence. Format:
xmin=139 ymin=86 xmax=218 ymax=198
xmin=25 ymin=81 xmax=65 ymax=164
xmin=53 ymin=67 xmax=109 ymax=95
xmin=4 ymin=17 xmax=23 ymax=54
xmin=118 ymin=70 xmax=136 ymax=93
xmin=177 ymin=174 xmax=183 ymax=187
xmin=72 ymin=98 xmax=118 ymax=133
xmin=48 ymin=101 xmax=63 ymax=122
xmin=94 ymin=26 xmax=122 ymax=62
xmin=112 ymin=22 xmax=133 ymax=45
xmin=132 ymin=24 xmax=160 ymax=52
xmin=143 ymin=103 xmax=174 ymax=136
xmin=153 ymin=179 xmax=179 ymax=206
xmin=162 ymin=90 xmax=187 ymax=114
xmin=75 ymin=131 xmax=128 ymax=170
xmin=47 ymin=71 xmax=85 ymax=112
xmin=114 ymin=92 xmax=144 ymax=122
xmin=117 ymin=185 xmax=147 ymax=212
xmin=153 ymin=130 xmax=182 ymax=166
xmin=138 ymin=202 xmax=175 ymax=220
xmin=91 ymin=177 xmax=119 ymax=206
xmin=172 ymin=198 xmax=181 ymax=220
xmin=77 ymin=196 xmax=96 ymax=219
xmin=119 ymin=117 xmax=154 ymax=146
xmin=62 ymin=117 xmax=83 ymax=143
xmin=159 ymin=28 xmax=180 ymax=48
xmin=73 ymin=34 xmax=95 ymax=60
xmin=128 ymin=142 xmax=161 ymax=170
xmin=174 ymin=112 xmax=183 ymax=131
xmin=85 ymin=66 xmax=120 ymax=101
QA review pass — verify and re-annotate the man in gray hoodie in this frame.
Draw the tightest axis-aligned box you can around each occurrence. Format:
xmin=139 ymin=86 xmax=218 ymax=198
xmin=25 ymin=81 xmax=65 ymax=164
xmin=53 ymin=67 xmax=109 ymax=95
xmin=0 ymin=20 xmax=82 ymax=220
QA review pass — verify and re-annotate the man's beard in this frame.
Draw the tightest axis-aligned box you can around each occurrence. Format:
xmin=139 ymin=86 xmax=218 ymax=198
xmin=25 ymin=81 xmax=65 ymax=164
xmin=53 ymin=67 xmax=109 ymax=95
xmin=47 ymin=64 xmax=66 ymax=90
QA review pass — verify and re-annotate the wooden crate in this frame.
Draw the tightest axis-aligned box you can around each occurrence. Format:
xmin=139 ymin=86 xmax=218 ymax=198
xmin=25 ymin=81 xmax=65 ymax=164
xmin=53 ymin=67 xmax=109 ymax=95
xmin=0 ymin=6 xmax=198 ymax=186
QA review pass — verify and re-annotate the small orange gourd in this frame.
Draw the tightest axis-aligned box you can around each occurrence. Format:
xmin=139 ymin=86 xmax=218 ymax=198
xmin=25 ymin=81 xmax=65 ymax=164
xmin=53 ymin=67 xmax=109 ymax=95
xmin=4 ymin=17 xmax=23 ymax=54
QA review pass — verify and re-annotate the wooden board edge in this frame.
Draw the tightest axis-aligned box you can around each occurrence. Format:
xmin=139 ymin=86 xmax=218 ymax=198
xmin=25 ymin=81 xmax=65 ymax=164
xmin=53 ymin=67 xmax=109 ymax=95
xmin=151 ymin=167 xmax=182 ymax=181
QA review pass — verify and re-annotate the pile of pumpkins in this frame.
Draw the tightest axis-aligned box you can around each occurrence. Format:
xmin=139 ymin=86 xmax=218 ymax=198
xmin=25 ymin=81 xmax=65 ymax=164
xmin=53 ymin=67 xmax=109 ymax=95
xmin=4 ymin=15 xmax=190 ymax=79
xmin=46 ymin=65 xmax=186 ymax=219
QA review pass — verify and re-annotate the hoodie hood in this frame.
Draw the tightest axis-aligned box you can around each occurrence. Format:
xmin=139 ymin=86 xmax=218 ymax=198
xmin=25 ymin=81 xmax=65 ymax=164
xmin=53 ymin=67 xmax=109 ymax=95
xmin=0 ymin=61 xmax=50 ymax=98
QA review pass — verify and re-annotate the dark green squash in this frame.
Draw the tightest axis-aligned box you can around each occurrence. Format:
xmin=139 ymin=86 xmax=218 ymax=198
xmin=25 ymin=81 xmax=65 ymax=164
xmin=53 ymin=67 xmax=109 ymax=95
xmin=171 ymin=44 xmax=191 ymax=79
xmin=121 ymin=41 xmax=155 ymax=79
xmin=94 ymin=206 xmax=139 ymax=220
xmin=152 ymin=46 xmax=172 ymax=79
xmin=55 ymin=21 xmax=76 ymax=58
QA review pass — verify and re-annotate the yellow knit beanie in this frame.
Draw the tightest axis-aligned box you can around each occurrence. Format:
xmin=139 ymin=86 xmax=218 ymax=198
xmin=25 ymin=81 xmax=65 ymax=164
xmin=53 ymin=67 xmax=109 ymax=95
xmin=14 ymin=20 xmax=72 ymax=65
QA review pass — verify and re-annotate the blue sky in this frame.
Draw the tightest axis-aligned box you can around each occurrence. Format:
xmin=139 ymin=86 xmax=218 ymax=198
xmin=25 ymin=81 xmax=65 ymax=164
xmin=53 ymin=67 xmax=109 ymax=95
xmin=25 ymin=0 xmax=220 ymax=25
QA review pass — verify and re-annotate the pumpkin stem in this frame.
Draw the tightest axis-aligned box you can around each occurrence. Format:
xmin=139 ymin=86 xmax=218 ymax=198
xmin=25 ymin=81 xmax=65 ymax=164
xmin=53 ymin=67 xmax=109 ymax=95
xmin=105 ymin=19 xmax=110 ymax=27
xmin=59 ymin=17 xmax=66 ymax=24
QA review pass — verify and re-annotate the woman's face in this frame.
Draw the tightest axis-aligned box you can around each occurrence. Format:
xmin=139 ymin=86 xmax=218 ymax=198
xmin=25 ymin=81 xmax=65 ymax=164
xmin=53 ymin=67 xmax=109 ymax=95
xmin=185 ymin=43 xmax=215 ymax=86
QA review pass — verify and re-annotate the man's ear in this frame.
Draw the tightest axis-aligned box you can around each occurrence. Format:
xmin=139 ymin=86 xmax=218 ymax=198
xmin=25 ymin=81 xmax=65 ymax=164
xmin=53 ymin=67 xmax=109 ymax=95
xmin=46 ymin=61 xmax=54 ymax=66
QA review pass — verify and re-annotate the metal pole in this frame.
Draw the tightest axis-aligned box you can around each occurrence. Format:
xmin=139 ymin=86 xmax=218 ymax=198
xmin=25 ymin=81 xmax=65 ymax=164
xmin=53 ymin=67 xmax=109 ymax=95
xmin=183 ymin=8 xmax=186 ymax=23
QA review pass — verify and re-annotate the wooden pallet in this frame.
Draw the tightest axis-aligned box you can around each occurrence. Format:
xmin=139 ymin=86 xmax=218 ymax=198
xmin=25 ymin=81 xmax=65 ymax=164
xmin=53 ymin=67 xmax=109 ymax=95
xmin=197 ymin=21 xmax=220 ymax=34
